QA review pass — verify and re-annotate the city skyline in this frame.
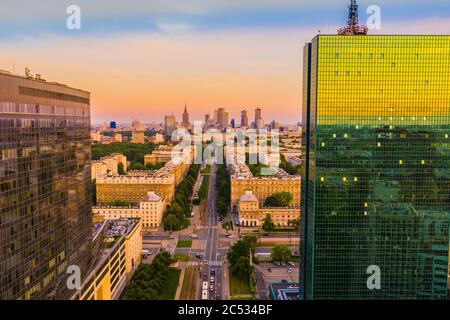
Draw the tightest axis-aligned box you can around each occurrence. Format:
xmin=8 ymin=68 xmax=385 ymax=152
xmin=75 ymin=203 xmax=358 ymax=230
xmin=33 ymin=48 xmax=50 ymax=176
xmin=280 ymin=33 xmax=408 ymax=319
xmin=1 ymin=1 xmax=450 ymax=124
xmin=0 ymin=0 xmax=449 ymax=303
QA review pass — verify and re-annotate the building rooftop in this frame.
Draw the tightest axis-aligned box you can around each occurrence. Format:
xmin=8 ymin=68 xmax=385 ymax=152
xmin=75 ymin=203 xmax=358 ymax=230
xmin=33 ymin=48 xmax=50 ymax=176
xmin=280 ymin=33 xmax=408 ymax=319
xmin=239 ymin=191 xmax=258 ymax=203
xmin=146 ymin=191 xmax=162 ymax=202
xmin=269 ymin=282 xmax=300 ymax=301
xmin=0 ymin=68 xmax=90 ymax=94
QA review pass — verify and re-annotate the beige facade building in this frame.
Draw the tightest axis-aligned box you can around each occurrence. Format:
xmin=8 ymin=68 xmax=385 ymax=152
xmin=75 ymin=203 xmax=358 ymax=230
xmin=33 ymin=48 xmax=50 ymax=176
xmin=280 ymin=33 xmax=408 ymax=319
xmin=132 ymin=127 xmax=145 ymax=144
xmin=97 ymin=151 xmax=192 ymax=205
xmin=72 ymin=218 xmax=142 ymax=300
xmin=151 ymin=133 xmax=165 ymax=144
xmin=91 ymin=153 xmax=127 ymax=180
xmin=229 ymin=164 xmax=301 ymax=212
xmin=144 ymin=145 xmax=174 ymax=165
xmin=96 ymin=171 xmax=175 ymax=205
xmin=93 ymin=192 xmax=165 ymax=229
xmin=238 ymin=191 xmax=300 ymax=227
xmin=114 ymin=133 xmax=123 ymax=142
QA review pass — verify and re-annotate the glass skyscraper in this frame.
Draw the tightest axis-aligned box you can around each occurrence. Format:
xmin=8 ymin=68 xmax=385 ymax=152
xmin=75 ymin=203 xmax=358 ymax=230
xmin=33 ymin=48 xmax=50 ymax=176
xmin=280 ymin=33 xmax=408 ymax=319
xmin=301 ymin=35 xmax=450 ymax=299
xmin=0 ymin=71 xmax=92 ymax=299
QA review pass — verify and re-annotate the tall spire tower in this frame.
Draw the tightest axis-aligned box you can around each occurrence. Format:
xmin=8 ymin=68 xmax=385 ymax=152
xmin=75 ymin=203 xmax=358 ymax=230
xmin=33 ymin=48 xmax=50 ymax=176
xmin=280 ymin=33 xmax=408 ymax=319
xmin=337 ymin=0 xmax=368 ymax=35
xmin=182 ymin=102 xmax=190 ymax=128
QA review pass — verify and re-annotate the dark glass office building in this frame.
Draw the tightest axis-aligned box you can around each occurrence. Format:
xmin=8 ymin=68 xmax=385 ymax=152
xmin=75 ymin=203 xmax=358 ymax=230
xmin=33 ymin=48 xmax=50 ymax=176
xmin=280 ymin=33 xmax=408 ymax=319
xmin=0 ymin=71 xmax=92 ymax=299
xmin=301 ymin=36 xmax=450 ymax=299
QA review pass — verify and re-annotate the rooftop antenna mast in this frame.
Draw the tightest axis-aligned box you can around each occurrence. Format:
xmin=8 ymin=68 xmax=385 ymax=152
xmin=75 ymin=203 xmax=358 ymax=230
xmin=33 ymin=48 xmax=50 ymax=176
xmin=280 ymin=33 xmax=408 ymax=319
xmin=337 ymin=0 xmax=368 ymax=35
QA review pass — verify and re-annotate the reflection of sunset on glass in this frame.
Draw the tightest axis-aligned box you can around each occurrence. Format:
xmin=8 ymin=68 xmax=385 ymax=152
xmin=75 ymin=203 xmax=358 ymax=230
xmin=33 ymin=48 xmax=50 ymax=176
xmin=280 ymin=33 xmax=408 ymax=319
xmin=0 ymin=0 xmax=450 ymax=305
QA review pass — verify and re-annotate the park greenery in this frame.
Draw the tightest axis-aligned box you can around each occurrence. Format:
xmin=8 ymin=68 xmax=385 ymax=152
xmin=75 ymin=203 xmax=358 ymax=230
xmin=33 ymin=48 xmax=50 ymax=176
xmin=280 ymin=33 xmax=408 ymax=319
xmin=262 ymin=214 xmax=276 ymax=232
xmin=122 ymin=252 xmax=178 ymax=300
xmin=91 ymin=142 xmax=157 ymax=169
xmin=263 ymin=192 xmax=293 ymax=207
xmin=163 ymin=164 xmax=200 ymax=231
xmin=215 ymin=164 xmax=231 ymax=216
xmin=279 ymin=153 xmax=301 ymax=175
xmin=271 ymin=245 xmax=293 ymax=263
xmin=198 ymin=165 xmax=211 ymax=200
xmin=118 ymin=162 xmax=125 ymax=175
xmin=108 ymin=199 xmax=130 ymax=207
xmin=227 ymin=235 xmax=257 ymax=279
xmin=288 ymin=218 xmax=300 ymax=231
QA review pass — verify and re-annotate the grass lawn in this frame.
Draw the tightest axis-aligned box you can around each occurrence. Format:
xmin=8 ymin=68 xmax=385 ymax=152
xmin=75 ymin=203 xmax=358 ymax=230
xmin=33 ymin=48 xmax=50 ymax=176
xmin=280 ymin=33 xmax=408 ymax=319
xmin=176 ymin=240 xmax=193 ymax=248
xmin=174 ymin=254 xmax=190 ymax=262
xmin=159 ymin=268 xmax=181 ymax=300
xmin=180 ymin=267 xmax=198 ymax=300
xmin=229 ymin=267 xmax=252 ymax=298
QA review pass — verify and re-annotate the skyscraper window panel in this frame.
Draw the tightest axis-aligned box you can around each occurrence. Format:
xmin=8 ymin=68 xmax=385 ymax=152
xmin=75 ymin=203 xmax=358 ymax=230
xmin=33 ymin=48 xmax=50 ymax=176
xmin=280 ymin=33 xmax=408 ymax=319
xmin=0 ymin=73 xmax=92 ymax=300
xmin=301 ymin=35 xmax=450 ymax=300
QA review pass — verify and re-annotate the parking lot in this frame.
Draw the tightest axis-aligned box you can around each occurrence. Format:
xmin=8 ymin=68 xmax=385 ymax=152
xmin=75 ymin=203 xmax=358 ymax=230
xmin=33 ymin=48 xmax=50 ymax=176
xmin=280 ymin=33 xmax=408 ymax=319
xmin=254 ymin=263 xmax=299 ymax=299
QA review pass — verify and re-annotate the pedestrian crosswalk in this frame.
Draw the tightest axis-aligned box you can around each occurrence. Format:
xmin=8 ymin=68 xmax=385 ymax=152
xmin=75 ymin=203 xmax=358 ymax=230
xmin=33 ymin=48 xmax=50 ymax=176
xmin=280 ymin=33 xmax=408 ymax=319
xmin=186 ymin=261 xmax=223 ymax=267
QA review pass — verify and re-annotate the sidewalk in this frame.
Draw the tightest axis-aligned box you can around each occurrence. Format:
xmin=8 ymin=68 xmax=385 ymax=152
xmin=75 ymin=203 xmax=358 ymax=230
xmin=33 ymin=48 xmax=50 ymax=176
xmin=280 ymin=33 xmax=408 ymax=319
xmin=175 ymin=262 xmax=186 ymax=300
xmin=222 ymin=261 xmax=231 ymax=300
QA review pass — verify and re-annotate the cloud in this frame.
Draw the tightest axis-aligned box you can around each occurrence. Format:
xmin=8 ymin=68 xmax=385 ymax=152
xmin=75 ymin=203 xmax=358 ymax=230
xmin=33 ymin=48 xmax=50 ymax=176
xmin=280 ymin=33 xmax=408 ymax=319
xmin=155 ymin=20 xmax=195 ymax=34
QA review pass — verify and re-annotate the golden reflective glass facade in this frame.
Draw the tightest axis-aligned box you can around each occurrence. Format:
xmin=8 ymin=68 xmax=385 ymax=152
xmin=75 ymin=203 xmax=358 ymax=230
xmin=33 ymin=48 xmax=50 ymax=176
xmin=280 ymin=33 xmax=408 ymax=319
xmin=0 ymin=73 xmax=92 ymax=299
xmin=301 ymin=35 xmax=450 ymax=299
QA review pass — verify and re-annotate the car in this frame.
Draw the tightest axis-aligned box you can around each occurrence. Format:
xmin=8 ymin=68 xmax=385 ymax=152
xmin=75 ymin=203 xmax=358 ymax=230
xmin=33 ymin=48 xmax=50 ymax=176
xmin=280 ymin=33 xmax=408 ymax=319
xmin=273 ymin=261 xmax=281 ymax=266
xmin=288 ymin=261 xmax=295 ymax=266
xmin=204 ymin=260 xmax=208 ymax=265
xmin=195 ymin=254 xmax=203 ymax=259
xmin=210 ymin=269 xmax=216 ymax=275
xmin=225 ymin=234 xmax=232 ymax=238
xmin=189 ymin=234 xmax=198 ymax=239
xmin=287 ymin=268 xmax=293 ymax=273
xmin=203 ymin=273 xmax=207 ymax=280
xmin=281 ymin=261 xmax=286 ymax=266
xmin=209 ymin=285 xmax=214 ymax=292
xmin=210 ymin=276 xmax=215 ymax=283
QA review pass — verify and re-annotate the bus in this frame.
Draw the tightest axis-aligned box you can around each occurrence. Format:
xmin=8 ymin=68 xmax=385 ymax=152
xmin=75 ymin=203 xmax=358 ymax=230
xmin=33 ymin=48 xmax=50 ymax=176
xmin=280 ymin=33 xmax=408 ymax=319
xmin=201 ymin=290 xmax=208 ymax=300
xmin=202 ymin=281 xmax=209 ymax=291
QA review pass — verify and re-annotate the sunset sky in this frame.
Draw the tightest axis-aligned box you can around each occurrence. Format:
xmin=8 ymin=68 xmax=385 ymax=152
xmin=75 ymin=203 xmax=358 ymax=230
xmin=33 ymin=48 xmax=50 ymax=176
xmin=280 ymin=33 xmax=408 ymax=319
xmin=1 ymin=0 xmax=449 ymax=124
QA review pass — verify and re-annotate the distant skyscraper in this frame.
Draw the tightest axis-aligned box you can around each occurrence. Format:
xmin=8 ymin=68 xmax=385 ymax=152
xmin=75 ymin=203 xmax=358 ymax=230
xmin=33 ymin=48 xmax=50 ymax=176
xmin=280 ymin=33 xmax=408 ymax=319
xmin=132 ymin=126 xmax=145 ymax=144
xmin=241 ymin=110 xmax=249 ymax=127
xmin=204 ymin=114 xmax=210 ymax=127
xmin=182 ymin=104 xmax=190 ymax=128
xmin=255 ymin=107 xmax=264 ymax=129
xmin=301 ymin=34 xmax=450 ymax=300
xmin=270 ymin=120 xmax=280 ymax=130
xmin=164 ymin=114 xmax=176 ymax=137
xmin=109 ymin=121 xmax=117 ymax=129
xmin=0 ymin=71 xmax=92 ymax=299
xmin=231 ymin=118 xmax=235 ymax=128
xmin=216 ymin=108 xmax=228 ymax=130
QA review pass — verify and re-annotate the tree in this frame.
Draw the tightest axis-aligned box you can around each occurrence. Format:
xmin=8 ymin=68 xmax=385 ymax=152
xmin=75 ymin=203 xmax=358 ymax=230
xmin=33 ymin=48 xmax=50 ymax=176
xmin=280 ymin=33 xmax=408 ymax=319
xmin=109 ymin=199 xmax=129 ymax=206
xmin=227 ymin=240 xmax=251 ymax=265
xmin=264 ymin=192 xmax=293 ymax=207
xmin=243 ymin=234 xmax=257 ymax=248
xmin=262 ymin=214 xmax=276 ymax=232
xmin=288 ymin=218 xmax=300 ymax=231
xmin=118 ymin=162 xmax=125 ymax=175
xmin=230 ymin=256 xmax=253 ymax=278
xmin=163 ymin=214 xmax=179 ymax=231
xmin=271 ymin=245 xmax=292 ymax=263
